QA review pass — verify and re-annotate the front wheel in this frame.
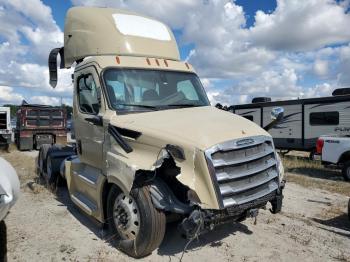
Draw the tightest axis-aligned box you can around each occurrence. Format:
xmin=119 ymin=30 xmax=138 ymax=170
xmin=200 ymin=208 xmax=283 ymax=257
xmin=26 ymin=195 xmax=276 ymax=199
xmin=107 ymin=185 xmax=166 ymax=258
xmin=341 ymin=161 xmax=350 ymax=182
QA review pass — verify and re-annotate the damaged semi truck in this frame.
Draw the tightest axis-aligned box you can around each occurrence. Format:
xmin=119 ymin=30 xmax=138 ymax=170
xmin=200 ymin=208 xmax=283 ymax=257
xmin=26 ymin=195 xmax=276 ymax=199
xmin=39 ymin=7 xmax=286 ymax=258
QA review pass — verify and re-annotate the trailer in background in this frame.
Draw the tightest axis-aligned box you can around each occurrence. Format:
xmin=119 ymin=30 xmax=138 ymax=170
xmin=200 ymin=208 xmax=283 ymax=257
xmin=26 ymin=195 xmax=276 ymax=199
xmin=230 ymin=89 xmax=350 ymax=155
xmin=15 ymin=103 xmax=67 ymax=150
xmin=0 ymin=107 xmax=12 ymax=151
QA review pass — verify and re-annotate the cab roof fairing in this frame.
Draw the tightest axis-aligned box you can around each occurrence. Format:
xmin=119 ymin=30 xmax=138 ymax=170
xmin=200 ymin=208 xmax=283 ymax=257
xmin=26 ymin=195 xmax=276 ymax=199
xmin=63 ymin=7 xmax=180 ymax=69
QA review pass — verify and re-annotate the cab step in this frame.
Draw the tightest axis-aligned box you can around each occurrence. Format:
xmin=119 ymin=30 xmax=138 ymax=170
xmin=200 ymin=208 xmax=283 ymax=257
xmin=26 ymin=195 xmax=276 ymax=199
xmin=71 ymin=193 xmax=97 ymax=216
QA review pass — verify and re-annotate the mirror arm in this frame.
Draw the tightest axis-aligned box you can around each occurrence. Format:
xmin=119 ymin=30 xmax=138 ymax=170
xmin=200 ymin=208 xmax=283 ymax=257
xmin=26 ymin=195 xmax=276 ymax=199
xmin=263 ymin=119 xmax=278 ymax=131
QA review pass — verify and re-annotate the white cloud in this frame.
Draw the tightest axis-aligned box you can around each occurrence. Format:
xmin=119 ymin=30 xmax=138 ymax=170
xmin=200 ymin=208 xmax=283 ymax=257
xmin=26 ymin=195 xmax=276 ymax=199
xmin=0 ymin=86 xmax=24 ymax=104
xmin=313 ymin=60 xmax=329 ymax=77
xmin=337 ymin=44 xmax=350 ymax=86
xmin=0 ymin=0 xmax=71 ymax=105
xmin=250 ymin=0 xmax=350 ymax=51
xmin=30 ymin=96 xmax=60 ymax=106
xmin=303 ymin=83 xmax=334 ymax=98
xmin=207 ymin=69 xmax=336 ymax=106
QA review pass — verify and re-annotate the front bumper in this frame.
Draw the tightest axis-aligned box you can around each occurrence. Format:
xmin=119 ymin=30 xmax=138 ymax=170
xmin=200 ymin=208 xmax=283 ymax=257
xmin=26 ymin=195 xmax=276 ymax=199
xmin=179 ymin=182 xmax=285 ymax=239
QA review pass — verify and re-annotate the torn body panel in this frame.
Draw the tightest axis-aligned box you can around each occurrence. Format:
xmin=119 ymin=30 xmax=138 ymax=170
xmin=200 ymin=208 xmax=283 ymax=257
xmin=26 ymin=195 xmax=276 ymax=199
xmin=105 ymin=118 xmax=220 ymax=210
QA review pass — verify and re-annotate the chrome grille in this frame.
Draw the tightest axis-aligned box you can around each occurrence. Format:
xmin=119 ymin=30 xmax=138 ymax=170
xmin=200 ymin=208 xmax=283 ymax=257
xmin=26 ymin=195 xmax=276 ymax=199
xmin=206 ymin=136 xmax=279 ymax=208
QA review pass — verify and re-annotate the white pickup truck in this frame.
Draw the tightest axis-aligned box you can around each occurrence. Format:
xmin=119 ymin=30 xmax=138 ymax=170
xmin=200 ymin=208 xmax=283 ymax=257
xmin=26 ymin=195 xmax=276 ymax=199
xmin=0 ymin=157 xmax=20 ymax=261
xmin=316 ymin=135 xmax=350 ymax=181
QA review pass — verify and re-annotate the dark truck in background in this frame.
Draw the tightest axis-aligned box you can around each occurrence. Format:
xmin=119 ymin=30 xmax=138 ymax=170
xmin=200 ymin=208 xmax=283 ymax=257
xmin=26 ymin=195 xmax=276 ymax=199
xmin=15 ymin=103 xmax=67 ymax=150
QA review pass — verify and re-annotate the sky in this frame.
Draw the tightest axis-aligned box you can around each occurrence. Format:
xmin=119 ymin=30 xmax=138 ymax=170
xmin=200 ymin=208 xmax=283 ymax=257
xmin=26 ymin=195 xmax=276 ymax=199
xmin=0 ymin=0 xmax=350 ymax=106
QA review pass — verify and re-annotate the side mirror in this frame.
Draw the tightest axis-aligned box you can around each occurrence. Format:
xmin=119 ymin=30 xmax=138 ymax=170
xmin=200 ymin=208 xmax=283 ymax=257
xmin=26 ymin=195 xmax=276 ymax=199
xmin=48 ymin=47 xmax=64 ymax=88
xmin=264 ymin=107 xmax=284 ymax=131
xmin=271 ymin=107 xmax=284 ymax=122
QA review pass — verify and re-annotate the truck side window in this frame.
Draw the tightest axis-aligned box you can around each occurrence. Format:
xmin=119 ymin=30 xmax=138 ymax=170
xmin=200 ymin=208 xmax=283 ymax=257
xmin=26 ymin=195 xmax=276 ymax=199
xmin=78 ymin=74 xmax=100 ymax=115
xmin=310 ymin=111 xmax=339 ymax=126
xmin=177 ymin=80 xmax=199 ymax=101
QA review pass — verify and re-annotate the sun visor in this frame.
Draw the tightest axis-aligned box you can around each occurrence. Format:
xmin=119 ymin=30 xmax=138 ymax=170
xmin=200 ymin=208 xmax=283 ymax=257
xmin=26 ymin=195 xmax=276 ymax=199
xmin=63 ymin=7 xmax=180 ymax=68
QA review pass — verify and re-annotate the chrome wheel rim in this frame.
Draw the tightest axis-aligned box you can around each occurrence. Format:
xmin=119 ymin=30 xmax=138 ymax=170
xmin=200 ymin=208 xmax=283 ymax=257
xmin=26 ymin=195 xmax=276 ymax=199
xmin=113 ymin=193 xmax=140 ymax=240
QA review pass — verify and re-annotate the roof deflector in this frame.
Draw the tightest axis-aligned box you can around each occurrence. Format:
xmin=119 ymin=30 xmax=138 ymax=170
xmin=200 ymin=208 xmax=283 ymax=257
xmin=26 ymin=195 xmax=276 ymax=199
xmin=62 ymin=7 xmax=180 ymax=68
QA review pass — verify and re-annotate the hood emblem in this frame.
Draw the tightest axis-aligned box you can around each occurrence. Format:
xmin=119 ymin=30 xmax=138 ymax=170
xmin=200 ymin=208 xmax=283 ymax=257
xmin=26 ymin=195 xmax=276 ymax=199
xmin=236 ymin=138 xmax=254 ymax=147
xmin=241 ymin=130 xmax=246 ymax=135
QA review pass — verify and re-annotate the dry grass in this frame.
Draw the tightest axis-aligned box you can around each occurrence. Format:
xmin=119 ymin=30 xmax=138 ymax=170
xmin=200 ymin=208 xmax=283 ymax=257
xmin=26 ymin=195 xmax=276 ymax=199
xmin=282 ymin=155 xmax=350 ymax=195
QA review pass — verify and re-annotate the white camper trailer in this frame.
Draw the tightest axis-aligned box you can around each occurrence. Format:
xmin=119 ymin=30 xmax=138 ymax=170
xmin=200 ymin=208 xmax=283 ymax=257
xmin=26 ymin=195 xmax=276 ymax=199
xmin=230 ymin=89 xmax=350 ymax=155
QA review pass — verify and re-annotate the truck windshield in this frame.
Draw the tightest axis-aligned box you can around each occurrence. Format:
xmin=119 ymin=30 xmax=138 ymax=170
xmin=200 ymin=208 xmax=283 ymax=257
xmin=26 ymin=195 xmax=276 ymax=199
xmin=103 ymin=69 xmax=210 ymax=112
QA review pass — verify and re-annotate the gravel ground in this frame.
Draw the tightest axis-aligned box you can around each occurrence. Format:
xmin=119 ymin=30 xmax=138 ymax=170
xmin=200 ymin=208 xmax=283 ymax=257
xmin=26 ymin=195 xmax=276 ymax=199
xmin=1 ymin=149 xmax=349 ymax=262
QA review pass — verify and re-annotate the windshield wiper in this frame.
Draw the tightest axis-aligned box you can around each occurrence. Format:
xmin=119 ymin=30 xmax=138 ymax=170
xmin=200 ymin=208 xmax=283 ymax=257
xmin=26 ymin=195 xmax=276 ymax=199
xmin=163 ymin=104 xmax=201 ymax=108
xmin=117 ymin=104 xmax=159 ymax=110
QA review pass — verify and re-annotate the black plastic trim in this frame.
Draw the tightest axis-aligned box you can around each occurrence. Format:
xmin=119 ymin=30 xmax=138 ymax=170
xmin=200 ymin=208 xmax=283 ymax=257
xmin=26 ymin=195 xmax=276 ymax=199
xmin=115 ymin=126 xmax=142 ymax=140
xmin=48 ymin=47 xmax=64 ymax=88
xmin=108 ymin=124 xmax=133 ymax=153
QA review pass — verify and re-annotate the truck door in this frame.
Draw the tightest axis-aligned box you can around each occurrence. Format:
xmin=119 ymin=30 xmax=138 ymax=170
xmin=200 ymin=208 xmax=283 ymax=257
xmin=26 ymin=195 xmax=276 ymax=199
xmin=74 ymin=67 xmax=105 ymax=169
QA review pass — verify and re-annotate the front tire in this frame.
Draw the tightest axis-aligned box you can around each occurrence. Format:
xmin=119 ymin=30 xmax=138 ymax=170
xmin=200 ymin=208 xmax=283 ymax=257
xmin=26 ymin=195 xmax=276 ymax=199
xmin=107 ymin=185 xmax=166 ymax=258
xmin=341 ymin=161 xmax=350 ymax=182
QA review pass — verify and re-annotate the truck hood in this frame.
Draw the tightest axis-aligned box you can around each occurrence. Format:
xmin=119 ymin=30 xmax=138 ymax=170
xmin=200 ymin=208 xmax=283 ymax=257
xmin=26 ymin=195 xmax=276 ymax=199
xmin=112 ymin=106 xmax=270 ymax=150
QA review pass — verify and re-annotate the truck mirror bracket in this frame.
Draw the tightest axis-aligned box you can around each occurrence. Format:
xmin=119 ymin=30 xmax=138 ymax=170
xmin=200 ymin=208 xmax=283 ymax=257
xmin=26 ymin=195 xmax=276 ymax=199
xmin=48 ymin=47 xmax=65 ymax=88
xmin=108 ymin=124 xmax=133 ymax=154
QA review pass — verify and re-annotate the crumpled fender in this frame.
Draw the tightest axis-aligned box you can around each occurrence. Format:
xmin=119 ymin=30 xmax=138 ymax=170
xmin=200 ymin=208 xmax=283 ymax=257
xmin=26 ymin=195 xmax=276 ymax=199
xmin=104 ymin=131 xmax=220 ymax=210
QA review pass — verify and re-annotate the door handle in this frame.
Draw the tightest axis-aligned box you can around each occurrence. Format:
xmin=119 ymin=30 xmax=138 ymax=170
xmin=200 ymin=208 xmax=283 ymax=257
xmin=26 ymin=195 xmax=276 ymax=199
xmin=84 ymin=115 xmax=103 ymax=126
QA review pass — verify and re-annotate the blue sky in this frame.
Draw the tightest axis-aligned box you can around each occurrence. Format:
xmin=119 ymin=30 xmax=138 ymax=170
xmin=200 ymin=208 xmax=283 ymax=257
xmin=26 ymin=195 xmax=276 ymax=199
xmin=0 ymin=0 xmax=350 ymax=106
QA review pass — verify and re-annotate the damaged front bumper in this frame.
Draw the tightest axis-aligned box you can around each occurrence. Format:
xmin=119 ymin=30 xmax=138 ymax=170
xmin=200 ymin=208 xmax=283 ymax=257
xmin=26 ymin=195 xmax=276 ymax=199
xmin=179 ymin=181 xmax=285 ymax=239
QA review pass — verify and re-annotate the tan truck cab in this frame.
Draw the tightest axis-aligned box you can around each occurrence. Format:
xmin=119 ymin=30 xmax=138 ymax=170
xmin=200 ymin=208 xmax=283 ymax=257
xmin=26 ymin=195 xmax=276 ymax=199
xmin=40 ymin=7 xmax=285 ymax=258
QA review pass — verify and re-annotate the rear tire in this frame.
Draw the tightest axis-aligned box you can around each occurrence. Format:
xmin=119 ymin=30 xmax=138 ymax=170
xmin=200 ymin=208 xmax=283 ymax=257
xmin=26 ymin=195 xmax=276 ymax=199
xmin=341 ymin=161 xmax=350 ymax=182
xmin=106 ymin=185 xmax=166 ymax=258
xmin=45 ymin=154 xmax=63 ymax=187
xmin=38 ymin=144 xmax=51 ymax=176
